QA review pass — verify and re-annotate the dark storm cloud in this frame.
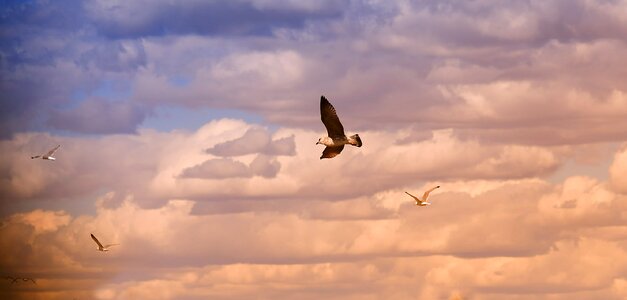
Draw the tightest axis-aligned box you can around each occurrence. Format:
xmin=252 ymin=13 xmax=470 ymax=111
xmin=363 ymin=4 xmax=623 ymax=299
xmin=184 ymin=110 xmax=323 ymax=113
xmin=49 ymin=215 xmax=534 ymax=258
xmin=86 ymin=0 xmax=345 ymax=39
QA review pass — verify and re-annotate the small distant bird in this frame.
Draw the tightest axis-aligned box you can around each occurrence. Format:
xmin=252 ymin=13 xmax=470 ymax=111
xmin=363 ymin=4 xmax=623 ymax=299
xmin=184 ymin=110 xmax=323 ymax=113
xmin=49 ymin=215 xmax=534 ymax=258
xmin=316 ymin=96 xmax=362 ymax=159
xmin=3 ymin=276 xmax=36 ymax=284
xmin=90 ymin=233 xmax=119 ymax=252
xmin=31 ymin=145 xmax=60 ymax=160
xmin=405 ymin=186 xmax=440 ymax=206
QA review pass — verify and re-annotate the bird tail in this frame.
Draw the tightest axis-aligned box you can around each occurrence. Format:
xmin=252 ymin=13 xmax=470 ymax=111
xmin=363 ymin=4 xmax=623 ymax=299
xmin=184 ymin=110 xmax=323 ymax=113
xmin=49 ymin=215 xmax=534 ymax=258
xmin=348 ymin=134 xmax=362 ymax=147
xmin=31 ymin=156 xmax=40 ymax=159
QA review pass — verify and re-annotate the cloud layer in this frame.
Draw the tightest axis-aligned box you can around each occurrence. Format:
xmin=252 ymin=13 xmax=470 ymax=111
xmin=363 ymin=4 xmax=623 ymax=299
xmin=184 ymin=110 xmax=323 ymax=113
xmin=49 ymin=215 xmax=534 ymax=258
xmin=3 ymin=0 xmax=627 ymax=299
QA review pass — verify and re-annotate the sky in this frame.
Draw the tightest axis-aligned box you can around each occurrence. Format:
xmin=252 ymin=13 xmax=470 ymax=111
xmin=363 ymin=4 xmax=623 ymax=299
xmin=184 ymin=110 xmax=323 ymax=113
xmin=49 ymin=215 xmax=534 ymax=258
xmin=2 ymin=0 xmax=627 ymax=299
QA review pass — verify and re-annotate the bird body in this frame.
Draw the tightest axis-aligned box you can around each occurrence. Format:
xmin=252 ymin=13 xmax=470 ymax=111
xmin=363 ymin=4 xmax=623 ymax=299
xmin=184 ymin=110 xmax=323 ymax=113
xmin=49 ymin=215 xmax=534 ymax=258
xmin=317 ymin=96 xmax=362 ymax=159
xmin=31 ymin=145 xmax=60 ymax=160
xmin=405 ymin=186 xmax=440 ymax=206
xmin=90 ymin=233 xmax=119 ymax=252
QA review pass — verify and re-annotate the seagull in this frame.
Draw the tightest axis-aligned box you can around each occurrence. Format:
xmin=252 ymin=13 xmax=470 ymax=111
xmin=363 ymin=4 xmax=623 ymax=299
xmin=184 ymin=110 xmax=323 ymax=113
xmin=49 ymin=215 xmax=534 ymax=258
xmin=31 ymin=145 xmax=60 ymax=160
xmin=316 ymin=96 xmax=362 ymax=159
xmin=405 ymin=186 xmax=440 ymax=206
xmin=91 ymin=233 xmax=119 ymax=252
xmin=3 ymin=276 xmax=36 ymax=284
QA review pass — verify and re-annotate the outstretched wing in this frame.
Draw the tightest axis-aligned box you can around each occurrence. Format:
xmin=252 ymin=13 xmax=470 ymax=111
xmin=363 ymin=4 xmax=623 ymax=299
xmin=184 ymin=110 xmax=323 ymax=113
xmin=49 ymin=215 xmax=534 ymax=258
xmin=45 ymin=145 xmax=60 ymax=156
xmin=404 ymin=191 xmax=420 ymax=202
xmin=422 ymin=185 xmax=440 ymax=201
xmin=320 ymin=145 xmax=344 ymax=159
xmin=91 ymin=234 xmax=104 ymax=248
xmin=320 ymin=96 xmax=345 ymax=139
xmin=105 ymin=243 xmax=119 ymax=248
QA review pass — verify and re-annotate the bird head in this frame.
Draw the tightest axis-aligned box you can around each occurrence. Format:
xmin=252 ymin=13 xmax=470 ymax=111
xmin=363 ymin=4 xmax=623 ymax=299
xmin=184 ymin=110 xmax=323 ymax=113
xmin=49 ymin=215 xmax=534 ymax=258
xmin=317 ymin=137 xmax=332 ymax=146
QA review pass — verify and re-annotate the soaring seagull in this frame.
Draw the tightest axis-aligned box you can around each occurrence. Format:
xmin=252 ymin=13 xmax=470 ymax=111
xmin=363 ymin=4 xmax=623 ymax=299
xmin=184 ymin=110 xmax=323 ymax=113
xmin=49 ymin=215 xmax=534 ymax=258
xmin=3 ymin=276 xmax=36 ymax=284
xmin=316 ymin=96 xmax=362 ymax=159
xmin=90 ymin=233 xmax=119 ymax=252
xmin=31 ymin=145 xmax=60 ymax=160
xmin=405 ymin=186 xmax=440 ymax=206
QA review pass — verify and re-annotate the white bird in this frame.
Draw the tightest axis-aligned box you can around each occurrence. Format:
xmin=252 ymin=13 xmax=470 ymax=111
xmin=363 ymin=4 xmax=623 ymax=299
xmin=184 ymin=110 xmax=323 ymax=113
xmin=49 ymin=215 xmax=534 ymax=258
xmin=316 ymin=96 xmax=362 ymax=159
xmin=31 ymin=145 xmax=60 ymax=160
xmin=405 ymin=186 xmax=440 ymax=206
xmin=91 ymin=233 xmax=119 ymax=252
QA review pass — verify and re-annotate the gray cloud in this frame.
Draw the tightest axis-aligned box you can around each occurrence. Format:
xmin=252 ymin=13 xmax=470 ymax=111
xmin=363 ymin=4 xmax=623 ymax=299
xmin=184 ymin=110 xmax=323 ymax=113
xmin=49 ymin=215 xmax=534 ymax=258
xmin=206 ymin=127 xmax=296 ymax=157
xmin=249 ymin=154 xmax=281 ymax=178
xmin=85 ymin=0 xmax=345 ymax=39
xmin=180 ymin=154 xmax=281 ymax=179
xmin=78 ymin=40 xmax=147 ymax=72
xmin=4 ymin=0 xmax=627 ymax=146
xmin=180 ymin=158 xmax=251 ymax=179
xmin=47 ymin=98 xmax=147 ymax=134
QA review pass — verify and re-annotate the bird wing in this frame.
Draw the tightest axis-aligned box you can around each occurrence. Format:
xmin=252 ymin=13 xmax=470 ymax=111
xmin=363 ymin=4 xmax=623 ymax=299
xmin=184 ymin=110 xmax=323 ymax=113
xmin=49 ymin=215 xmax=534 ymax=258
xmin=105 ymin=243 xmax=119 ymax=248
xmin=422 ymin=186 xmax=440 ymax=201
xmin=45 ymin=145 xmax=60 ymax=156
xmin=320 ymin=145 xmax=344 ymax=159
xmin=320 ymin=96 xmax=345 ymax=139
xmin=404 ymin=191 xmax=421 ymax=202
xmin=91 ymin=234 xmax=104 ymax=248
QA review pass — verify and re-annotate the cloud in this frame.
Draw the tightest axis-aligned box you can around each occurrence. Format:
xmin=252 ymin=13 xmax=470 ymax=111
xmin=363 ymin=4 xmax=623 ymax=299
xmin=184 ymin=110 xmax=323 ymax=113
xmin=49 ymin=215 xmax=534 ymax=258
xmin=181 ymin=158 xmax=249 ymax=179
xmin=4 ymin=0 xmax=627 ymax=147
xmin=84 ymin=0 xmax=345 ymax=38
xmin=47 ymin=98 xmax=147 ymax=134
xmin=0 ymin=119 xmax=562 ymax=211
xmin=610 ymin=146 xmax=627 ymax=194
xmin=180 ymin=154 xmax=281 ymax=179
xmin=78 ymin=40 xmax=147 ymax=72
xmin=249 ymin=154 xmax=281 ymax=178
xmin=4 ymin=1 xmax=627 ymax=298
xmin=206 ymin=127 xmax=295 ymax=157
xmin=3 ymin=168 xmax=627 ymax=299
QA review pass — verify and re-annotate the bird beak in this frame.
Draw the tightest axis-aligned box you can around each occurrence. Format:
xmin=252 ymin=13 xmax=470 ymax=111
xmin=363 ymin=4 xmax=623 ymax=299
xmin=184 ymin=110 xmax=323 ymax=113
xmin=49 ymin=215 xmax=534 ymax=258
xmin=316 ymin=141 xmax=320 ymax=145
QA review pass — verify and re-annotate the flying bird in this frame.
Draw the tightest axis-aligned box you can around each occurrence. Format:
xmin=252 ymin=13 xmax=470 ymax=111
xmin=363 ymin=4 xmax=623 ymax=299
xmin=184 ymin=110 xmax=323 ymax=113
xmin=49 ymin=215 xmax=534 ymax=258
xmin=316 ymin=96 xmax=362 ymax=159
xmin=31 ymin=145 xmax=60 ymax=160
xmin=90 ymin=233 xmax=119 ymax=252
xmin=3 ymin=276 xmax=36 ymax=284
xmin=405 ymin=186 xmax=440 ymax=206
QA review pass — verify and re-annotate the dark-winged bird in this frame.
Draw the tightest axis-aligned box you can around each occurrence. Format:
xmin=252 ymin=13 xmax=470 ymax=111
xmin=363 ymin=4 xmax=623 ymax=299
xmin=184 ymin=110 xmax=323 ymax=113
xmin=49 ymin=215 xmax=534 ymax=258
xmin=316 ymin=96 xmax=362 ymax=159
xmin=91 ymin=233 xmax=119 ymax=252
